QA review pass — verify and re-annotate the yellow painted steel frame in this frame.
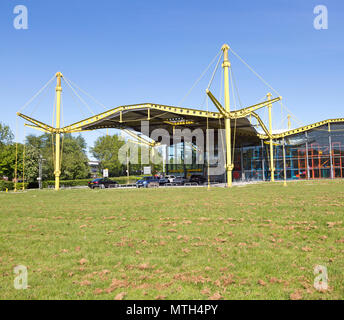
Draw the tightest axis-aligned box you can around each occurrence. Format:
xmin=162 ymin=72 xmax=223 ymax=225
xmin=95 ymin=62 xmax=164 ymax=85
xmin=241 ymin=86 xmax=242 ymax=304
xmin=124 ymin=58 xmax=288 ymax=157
xmin=164 ymin=120 xmax=195 ymax=126
xmin=207 ymin=45 xmax=280 ymax=187
xmin=127 ymin=138 xmax=158 ymax=157
xmin=250 ymin=112 xmax=272 ymax=139
xmin=16 ymin=62 xmax=280 ymax=191
xmin=267 ymin=92 xmax=275 ymax=182
xmin=16 ymin=57 xmax=343 ymax=190
xmin=205 ymin=89 xmax=227 ymax=116
xmin=205 ymin=92 xmax=275 ymax=138
xmin=54 ymin=72 xmax=63 ymax=190
xmin=123 ymin=129 xmax=158 ymax=147
xmin=222 ymin=44 xmax=232 ymax=188
xmin=258 ymin=118 xmax=344 ymax=140
xmin=17 ymin=113 xmax=55 ymax=132
xmin=18 ymin=73 xmax=63 ymax=190
xmin=61 ymin=104 xmax=222 ymax=133
xmin=206 ymin=89 xmax=281 ymax=119
xmin=24 ymin=124 xmax=51 ymax=133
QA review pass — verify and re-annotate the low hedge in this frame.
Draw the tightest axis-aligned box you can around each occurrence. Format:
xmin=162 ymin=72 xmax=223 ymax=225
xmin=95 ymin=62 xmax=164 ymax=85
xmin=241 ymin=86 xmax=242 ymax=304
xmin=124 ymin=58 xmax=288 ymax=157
xmin=43 ymin=176 xmax=140 ymax=188
xmin=42 ymin=179 xmax=90 ymax=188
xmin=0 ymin=180 xmax=29 ymax=191
xmin=1 ymin=176 xmax=141 ymax=191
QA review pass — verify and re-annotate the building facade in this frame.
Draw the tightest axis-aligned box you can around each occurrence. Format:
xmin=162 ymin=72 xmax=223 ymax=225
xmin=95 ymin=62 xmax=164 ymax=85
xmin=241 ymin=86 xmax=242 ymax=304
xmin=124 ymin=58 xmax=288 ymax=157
xmin=165 ymin=121 xmax=344 ymax=182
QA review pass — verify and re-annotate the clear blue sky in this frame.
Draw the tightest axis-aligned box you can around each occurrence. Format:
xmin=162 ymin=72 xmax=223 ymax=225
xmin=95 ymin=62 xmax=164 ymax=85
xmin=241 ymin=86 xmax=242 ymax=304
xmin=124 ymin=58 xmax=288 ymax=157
xmin=0 ymin=0 xmax=343 ymax=157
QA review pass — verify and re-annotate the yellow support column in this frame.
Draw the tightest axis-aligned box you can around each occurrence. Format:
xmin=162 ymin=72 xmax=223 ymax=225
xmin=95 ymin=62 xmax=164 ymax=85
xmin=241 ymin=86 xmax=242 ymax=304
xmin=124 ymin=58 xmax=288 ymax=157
xmin=287 ymin=114 xmax=291 ymax=130
xmin=22 ymin=141 xmax=25 ymax=190
xmin=267 ymin=92 xmax=275 ymax=182
xmin=55 ymin=72 xmax=63 ymax=190
xmin=222 ymin=44 xmax=232 ymax=187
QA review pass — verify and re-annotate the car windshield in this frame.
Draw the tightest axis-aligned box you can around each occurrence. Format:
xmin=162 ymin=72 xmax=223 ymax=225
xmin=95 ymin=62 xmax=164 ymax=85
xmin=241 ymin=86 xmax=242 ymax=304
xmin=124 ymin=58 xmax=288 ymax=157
xmin=92 ymin=178 xmax=102 ymax=182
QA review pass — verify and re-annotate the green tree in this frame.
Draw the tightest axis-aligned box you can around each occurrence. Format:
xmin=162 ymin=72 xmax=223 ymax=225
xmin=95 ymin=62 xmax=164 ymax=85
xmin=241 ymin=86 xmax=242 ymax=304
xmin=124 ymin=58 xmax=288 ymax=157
xmin=25 ymin=133 xmax=90 ymax=180
xmin=0 ymin=122 xmax=14 ymax=146
xmin=23 ymin=145 xmax=40 ymax=182
xmin=91 ymin=135 xmax=163 ymax=177
xmin=26 ymin=133 xmax=55 ymax=180
xmin=0 ymin=123 xmax=17 ymax=180
xmin=60 ymin=135 xmax=89 ymax=180
xmin=0 ymin=144 xmax=18 ymax=179
xmin=91 ymin=135 xmax=126 ymax=176
xmin=0 ymin=124 xmax=90 ymax=181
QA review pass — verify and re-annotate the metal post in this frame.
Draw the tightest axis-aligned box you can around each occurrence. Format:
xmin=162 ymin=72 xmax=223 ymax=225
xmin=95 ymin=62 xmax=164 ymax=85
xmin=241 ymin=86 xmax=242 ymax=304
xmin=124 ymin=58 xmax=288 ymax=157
xmin=261 ymin=140 xmax=265 ymax=181
xmin=54 ymin=72 xmax=63 ymax=190
xmin=267 ymin=92 xmax=275 ymax=182
xmin=287 ymin=114 xmax=291 ymax=130
xmin=182 ymin=140 xmax=186 ymax=178
xmin=126 ymin=151 xmax=130 ymax=184
xmin=283 ymin=138 xmax=287 ymax=186
xmin=165 ymin=144 xmax=169 ymax=175
xmin=329 ymin=123 xmax=334 ymax=179
xmin=305 ymin=132 xmax=310 ymax=180
xmin=38 ymin=155 xmax=43 ymax=189
xmin=222 ymin=44 xmax=232 ymax=187
xmin=240 ymin=146 xmax=244 ymax=181
xmin=162 ymin=145 xmax=165 ymax=175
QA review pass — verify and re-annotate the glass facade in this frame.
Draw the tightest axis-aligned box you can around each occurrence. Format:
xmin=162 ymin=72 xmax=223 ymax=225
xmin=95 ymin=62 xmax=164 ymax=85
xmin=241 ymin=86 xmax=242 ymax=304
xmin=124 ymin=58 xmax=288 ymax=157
xmin=165 ymin=121 xmax=344 ymax=182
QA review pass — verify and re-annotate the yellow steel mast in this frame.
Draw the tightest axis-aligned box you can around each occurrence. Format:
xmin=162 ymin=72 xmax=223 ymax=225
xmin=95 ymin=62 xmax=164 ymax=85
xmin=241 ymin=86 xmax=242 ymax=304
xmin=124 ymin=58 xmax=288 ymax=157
xmin=55 ymin=72 xmax=63 ymax=190
xmin=267 ymin=92 xmax=275 ymax=182
xmin=222 ymin=44 xmax=232 ymax=187
xmin=287 ymin=114 xmax=291 ymax=130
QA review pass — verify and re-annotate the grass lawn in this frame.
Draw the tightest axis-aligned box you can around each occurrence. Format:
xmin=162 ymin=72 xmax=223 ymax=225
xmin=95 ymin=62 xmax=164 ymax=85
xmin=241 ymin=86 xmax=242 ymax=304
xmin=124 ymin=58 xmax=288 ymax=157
xmin=0 ymin=180 xmax=343 ymax=300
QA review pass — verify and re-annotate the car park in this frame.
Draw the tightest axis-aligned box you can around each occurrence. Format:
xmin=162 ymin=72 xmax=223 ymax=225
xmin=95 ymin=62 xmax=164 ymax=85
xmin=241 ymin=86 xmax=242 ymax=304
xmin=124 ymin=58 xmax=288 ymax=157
xmin=88 ymin=178 xmax=119 ymax=189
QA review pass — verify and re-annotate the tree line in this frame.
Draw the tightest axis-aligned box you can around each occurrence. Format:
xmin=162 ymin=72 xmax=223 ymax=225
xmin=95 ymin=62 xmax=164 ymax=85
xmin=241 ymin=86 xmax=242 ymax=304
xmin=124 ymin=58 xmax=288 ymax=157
xmin=0 ymin=122 xmax=162 ymax=183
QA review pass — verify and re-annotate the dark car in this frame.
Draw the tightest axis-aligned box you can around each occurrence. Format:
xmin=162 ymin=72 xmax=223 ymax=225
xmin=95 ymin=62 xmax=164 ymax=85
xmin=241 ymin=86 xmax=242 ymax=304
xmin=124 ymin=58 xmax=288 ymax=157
xmin=158 ymin=177 xmax=169 ymax=185
xmin=172 ymin=176 xmax=187 ymax=185
xmin=88 ymin=178 xmax=119 ymax=189
xmin=136 ymin=176 xmax=160 ymax=188
xmin=189 ymin=175 xmax=207 ymax=185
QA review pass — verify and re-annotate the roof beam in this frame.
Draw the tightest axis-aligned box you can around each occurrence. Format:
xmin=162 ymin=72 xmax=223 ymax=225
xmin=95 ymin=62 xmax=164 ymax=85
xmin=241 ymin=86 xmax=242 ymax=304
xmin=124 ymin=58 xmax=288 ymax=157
xmin=250 ymin=111 xmax=272 ymax=139
xmin=164 ymin=120 xmax=195 ymax=126
xmin=206 ymin=89 xmax=228 ymax=117
xmin=17 ymin=112 xmax=55 ymax=133
xmin=230 ymin=97 xmax=281 ymax=118
xmin=122 ymin=129 xmax=157 ymax=147
xmin=61 ymin=103 xmax=222 ymax=132
xmin=24 ymin=124 xmax=51 ymax=133
xmin=206 ymin=90 xmax=281 ymax=119
xmin=259 ymin=118 xmax=344 ymax=139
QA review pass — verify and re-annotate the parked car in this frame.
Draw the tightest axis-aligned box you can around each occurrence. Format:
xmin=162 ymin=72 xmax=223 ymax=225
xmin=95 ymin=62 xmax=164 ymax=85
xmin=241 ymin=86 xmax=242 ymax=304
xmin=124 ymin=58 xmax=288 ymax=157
xmin=88 ymin=178 xmax=119 ymax=189
xmin=136 ymin=176 xmax=160 ymax=188
xmin=189 ymin=175 xmax=207 ymax=185
xmin=165 ymin=175 xmax=176 ymax=183
xmin=158 ymin=177 xmax=169 ymax=185
xmin=172 ymin=176 xmax=187 ymax=185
